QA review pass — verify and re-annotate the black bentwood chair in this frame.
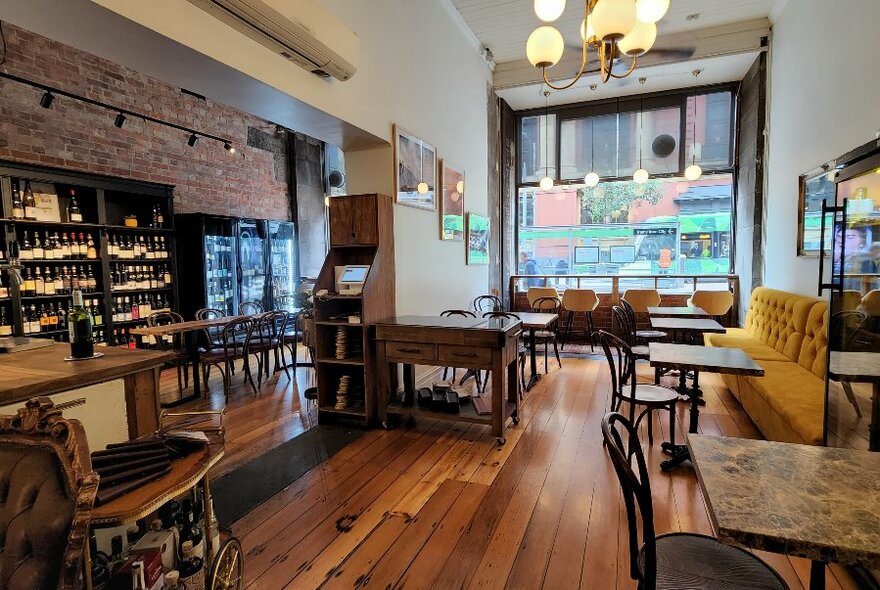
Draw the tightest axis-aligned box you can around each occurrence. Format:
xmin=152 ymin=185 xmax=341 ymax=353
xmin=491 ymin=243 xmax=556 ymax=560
xmin=601 ymin=412 xmax=789 ymax=590
xmin=482 ymin=311 xmax=528 ymax=398
xmin=440 ymin=310 xmax=482 ymax=390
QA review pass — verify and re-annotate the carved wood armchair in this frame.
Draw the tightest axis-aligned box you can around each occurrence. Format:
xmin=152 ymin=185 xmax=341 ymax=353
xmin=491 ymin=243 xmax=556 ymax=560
xmin=0 ymin=397 xmax=99 ymax=589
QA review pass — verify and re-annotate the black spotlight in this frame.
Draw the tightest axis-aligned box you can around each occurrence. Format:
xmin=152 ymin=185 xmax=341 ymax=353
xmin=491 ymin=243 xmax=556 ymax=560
xmin=187 ymin=133 xmax=199 ymax=147
xmin=39 ymin=91 xmax=55 ymax=109
xmin=224 ymin=143 xmax=235 ymax=154
xmin=114 ymin=113 xmax=126 ymax=128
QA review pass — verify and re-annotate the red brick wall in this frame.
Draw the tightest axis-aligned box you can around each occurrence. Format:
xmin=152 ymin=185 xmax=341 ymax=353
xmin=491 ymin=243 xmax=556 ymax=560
xmin=0 ymin=23 xmax=290 ymax=220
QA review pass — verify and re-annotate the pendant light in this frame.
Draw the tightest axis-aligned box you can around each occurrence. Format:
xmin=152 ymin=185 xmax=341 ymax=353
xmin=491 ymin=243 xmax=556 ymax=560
xmin=534 ymin=0 xmax=566 ymax=22
xmin=633 ymin=77 xmax=649 ymax=184
xmin=684 ymin=70 xmax=704 ymax=181
xmin=584 ymin=109 xmax=600 ymax=187
xmin=539 ymin=90 xmax=554 ymax=191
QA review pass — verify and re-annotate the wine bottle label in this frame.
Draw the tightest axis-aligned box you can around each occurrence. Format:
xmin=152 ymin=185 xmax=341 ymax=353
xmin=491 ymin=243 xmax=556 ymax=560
xmin=19 ymin=250 xmax=32 ymax=260
xmin=12 ymin=207 xmax=24 ymax=219
xmin=0 ymin=325 xmax=11 ymax=337
xmin=70 ymin=213 xmax=83 ymax=222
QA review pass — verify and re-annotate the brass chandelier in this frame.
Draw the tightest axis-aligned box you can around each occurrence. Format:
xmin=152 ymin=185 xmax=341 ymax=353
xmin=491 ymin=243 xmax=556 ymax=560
xmin=527 ymin=0 xmax=669 ymax=89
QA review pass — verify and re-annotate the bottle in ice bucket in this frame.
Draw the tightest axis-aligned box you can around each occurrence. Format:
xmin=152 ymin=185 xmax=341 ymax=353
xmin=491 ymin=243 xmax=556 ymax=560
xmin=68 ymin=289 xmax=94 ymax=358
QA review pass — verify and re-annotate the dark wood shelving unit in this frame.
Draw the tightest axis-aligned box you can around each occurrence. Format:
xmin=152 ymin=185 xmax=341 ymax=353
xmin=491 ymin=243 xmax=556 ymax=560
xmin=0 ymin=161 xmax=179 ymax=346
xmin=314 ymin=194 xmax=395 ymax=426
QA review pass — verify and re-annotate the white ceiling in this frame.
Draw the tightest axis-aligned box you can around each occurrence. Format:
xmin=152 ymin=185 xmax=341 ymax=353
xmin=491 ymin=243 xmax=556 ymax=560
xmin=451 ymin=0 xmax=780 ymax=64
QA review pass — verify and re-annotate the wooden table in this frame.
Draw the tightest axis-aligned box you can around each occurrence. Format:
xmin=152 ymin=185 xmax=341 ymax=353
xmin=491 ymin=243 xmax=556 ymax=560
xmin=649 ymin=343 xmax=763 ymax=471
xmin=375 ymin=315 xmax=522 ymax=444
xmin=650 ymin=316 xmax=725 ymax=335
xmin=688 ymin=434 xmax=880 ymax=590
xmin=0 ymin=343 xmax=172 ymax=439
xmin=647 ymin=305 xmax=709 ymax=318
xmin=517 ymin=312 xmax=559 ymax=391
xmin=131 ymin=315 xmax=252 ymax=400
xmin=829 ymin=351 xmax=880 ymax=451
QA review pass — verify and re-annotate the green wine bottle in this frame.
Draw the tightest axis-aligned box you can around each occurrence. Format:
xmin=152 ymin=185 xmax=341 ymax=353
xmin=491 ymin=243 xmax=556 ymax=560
xmin=68 ymin=289 xmax=94 ymax=358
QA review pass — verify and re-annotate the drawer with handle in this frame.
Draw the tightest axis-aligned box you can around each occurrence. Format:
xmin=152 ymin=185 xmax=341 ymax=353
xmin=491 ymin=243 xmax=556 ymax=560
xmin=438 ymin=345 xmax=492 ymax=367
xmin=385 ymin=342 xmax=437 ymax=363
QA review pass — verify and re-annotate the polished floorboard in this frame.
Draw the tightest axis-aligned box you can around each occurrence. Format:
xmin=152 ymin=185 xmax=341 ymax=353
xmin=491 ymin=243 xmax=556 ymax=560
xmin=175 ymin=355 xmax=860 ymax=590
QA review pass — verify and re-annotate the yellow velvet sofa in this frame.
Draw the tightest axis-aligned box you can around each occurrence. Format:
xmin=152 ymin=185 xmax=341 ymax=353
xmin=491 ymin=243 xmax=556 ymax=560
xmin=705 ymin=287 xmax=827 ymax=445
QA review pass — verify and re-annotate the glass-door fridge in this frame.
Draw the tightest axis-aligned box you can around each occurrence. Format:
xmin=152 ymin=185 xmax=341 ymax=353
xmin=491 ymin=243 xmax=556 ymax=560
xmin=268 ymin=221 xmax=299 ymax=312
xmin=174 ymin=214 xmax=239 ymax=319
xmin=204 ymin=217 xmax=238 ymax=316
xmin=237 ymin=219 xmax=269 ymax=312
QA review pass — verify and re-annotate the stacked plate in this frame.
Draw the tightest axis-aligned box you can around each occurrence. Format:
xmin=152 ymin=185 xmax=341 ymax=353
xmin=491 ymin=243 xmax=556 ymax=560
xmin=335 ymin=375 xmax=351 ymax=409
xmin=335 ymin=326 xmax=349 ymax=360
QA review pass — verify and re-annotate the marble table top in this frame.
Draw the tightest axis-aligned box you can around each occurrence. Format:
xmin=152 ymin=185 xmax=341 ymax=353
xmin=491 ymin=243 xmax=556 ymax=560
xmin=688 ymin=434 xmax=880 ymax=567
xmin=649 ymin=317 xmax=726 ymax=333
xmin=648 ymin=343 xmax=763 ymax=375
xmin=647 ymin=306 xmax=709 ymax=318
xmin=829 ymin=351 xmax=880 ymax=383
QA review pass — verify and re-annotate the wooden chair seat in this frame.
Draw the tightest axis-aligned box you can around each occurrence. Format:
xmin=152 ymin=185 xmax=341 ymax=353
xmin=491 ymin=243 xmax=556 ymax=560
xmin=620 ymin=384 xmax=679 ymax=406
xmin=638 ymin=532 xmax=788 ymax=589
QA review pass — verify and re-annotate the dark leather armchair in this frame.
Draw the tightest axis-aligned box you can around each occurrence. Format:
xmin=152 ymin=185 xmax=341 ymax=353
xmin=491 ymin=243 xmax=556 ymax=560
xmin=0 ymin=397 xmax=98 ymax=589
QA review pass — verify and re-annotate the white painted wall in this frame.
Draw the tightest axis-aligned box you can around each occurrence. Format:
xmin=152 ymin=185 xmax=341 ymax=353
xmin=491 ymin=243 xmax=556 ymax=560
xmin=765 ymin=0 xmax=880 ymax=295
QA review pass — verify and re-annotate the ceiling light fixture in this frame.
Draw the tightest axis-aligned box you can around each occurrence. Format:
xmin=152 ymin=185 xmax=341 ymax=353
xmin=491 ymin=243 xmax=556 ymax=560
xmin=188 ymin=133 xmax=199 ymax=147
xmin=633 ymin=77 xmax=649 ymax=184
xmin=684 ymin=69 xmax=704 ymax=181
xmin=539 ymin=90 xmax=554 ymax=191
xmin=584 ymin=95 xmax=600 ymax=188
xmin=224 ymin=143 xmax=235 ymax=154
xmin=526 ymin=0 xmax=666 ymax=89
xmin=39 ymin=91 xmax=54 ymax=109
xmin=113 ymin=113 xmax=126 ymax=128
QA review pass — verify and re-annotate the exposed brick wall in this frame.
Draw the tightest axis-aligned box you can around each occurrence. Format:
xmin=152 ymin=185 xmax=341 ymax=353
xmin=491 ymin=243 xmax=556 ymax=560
xmin=0 ymin=23 xmax=290 ymax=220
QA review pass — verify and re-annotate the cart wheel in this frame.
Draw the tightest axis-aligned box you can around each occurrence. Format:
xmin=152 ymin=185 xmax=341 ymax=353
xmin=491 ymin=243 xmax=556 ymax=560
xmin=208 ymin=537 xmax=244 ymax=590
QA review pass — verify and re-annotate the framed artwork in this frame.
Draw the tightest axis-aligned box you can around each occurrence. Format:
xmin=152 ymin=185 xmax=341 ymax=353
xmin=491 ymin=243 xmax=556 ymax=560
xmin=466 ymin=212 xmax=489 ymax=265
xmin=393 ymin=124 xmax=436 ymax=210
xmin=439 ymin=160 xmax=465 ymax=240
xmin=798 ymin=166 xmax=837 ymax=257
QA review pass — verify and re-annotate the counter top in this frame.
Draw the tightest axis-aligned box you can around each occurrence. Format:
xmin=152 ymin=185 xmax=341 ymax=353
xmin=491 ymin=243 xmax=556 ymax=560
xmin=0 ymin=344 xmax=173 ymax=405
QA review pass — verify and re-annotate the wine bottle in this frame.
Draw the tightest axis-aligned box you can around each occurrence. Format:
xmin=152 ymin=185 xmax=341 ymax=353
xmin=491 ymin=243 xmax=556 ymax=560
xmin=32 ymin=233 xmax=44 ymax=260
xmin=68 ymin=290 xmax=94 ymax=359
xmin=11 ymin=181 xmax=24 ymax=220
xmin=86 ymin=234 xmax=97 ymax=259
xmin=0 ymin=275 xmax=7 ymax=299
xmin=67 ymin=189 xmax=83 ymax=223
xmin=23 ymin=181 xmax=38 ymax=221
xmin=0 ymin=309 xmax=11 ymax=337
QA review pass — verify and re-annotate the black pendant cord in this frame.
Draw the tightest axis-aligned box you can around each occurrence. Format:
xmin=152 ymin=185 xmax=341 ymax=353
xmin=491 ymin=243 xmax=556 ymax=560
xmin=0 ymin=71 xmax=233 ymax=146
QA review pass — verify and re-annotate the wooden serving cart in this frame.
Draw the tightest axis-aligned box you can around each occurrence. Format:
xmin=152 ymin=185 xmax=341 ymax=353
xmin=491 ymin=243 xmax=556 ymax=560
xmin=85 ymin=409 xmax=243 ymax=590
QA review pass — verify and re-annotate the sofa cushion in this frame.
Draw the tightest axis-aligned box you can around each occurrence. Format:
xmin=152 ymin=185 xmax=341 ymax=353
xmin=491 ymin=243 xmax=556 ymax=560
xmin=705 ymin=328 xmax=791 ymax=362
xmin=744 ymin=287 xmax=823 ymax=362
xmin=796 ymin=301 xmax=829 ymax=380
xmin=745 ymin=360 xmax=825 ymax=446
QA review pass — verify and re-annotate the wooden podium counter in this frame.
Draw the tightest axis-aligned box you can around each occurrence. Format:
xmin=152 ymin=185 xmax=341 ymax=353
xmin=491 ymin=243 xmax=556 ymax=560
xmin=0 ymin=343 xmax=172 ymax=444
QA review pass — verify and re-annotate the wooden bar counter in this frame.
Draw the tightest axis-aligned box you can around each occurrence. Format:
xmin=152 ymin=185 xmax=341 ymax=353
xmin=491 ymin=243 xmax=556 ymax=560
xmin=0 ymin=343 xmax=172 ymax=447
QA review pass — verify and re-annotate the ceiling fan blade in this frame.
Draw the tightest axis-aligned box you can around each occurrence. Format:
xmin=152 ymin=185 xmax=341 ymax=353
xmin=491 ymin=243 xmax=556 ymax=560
xmin=646 ymin=47 xmax=696 ymax=60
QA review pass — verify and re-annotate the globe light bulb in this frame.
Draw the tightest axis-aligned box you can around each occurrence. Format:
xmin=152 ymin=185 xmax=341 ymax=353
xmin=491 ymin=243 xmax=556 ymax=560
xmin=635 ymin=0 xmax=669 ymax=23
xmin=591 ymin=0 xmax=637 ymax=41
xmin=526 ymin=26 xmax=566 ymax=67
xmin=417 ymin=182 xmax=429 ymax=194
xmin=584 ymin=171 xmax=600 ymax=187
xmin=324 ymin=196 xmax=330 ymax=207
xmin=618 ymin=20 xmax=656 ymax=56
xmin=580 ymin=16 xmax=596 ymax=42
xmin=456 ymin=180 xmax=464 ymax=194
xmin=684 ymin=164 xmax=703 ymax=181
xmin=451 ymin=191 xmax=461 ymax=203
xmin=534 ymin=0 xmax=566 ymax=22
xmin=633 ymin=168 xmax=649 ymax=184
xmin=539 ymin=176 xmax=554 ymax=191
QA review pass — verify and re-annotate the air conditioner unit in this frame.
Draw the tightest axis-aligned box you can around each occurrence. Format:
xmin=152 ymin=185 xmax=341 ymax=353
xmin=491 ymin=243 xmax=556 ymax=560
xmin=186 ymin=0 xmax=359 ymax=81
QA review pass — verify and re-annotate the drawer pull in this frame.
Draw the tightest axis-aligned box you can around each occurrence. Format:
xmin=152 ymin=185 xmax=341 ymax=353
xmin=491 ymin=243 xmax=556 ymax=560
xmin=450 ymin=352 xmax=477 ymax=358
xmin=397 ymin=347 xmax=422 ymax=353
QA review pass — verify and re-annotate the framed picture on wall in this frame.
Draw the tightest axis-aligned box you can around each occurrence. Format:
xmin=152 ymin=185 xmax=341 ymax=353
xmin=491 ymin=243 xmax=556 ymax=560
xmin=393 ymin=124 xmax=436 ymax=210
xmin=466 ymin=212 xmax=489 ymax=265
xmin=439 ymin=160 xmax=465 ymax=240
xmin=798 ymin=165 xmax=836 ymax=257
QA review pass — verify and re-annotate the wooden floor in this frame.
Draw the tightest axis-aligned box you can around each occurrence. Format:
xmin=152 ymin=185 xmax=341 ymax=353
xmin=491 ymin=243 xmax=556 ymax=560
xmin=210 ymin=356 xmax=861 ymax=590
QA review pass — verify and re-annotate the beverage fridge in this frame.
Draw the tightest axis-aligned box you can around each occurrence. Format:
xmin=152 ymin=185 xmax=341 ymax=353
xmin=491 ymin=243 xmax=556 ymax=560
xmin=175 ymin=214 xmax=239 ymax=318
xmin=268 ymin=220 xmax=299 ymax=312
xmin=236 ymin=219 xmax=269 ymax=312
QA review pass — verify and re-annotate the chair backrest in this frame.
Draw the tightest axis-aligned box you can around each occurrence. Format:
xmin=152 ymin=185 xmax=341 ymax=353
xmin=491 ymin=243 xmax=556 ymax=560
xmin=531 ymin=296 xmax=561 ymax=313
xmin=147 ymin=311 xmax=184 ymax=350
xmin=688 ymin=290 xmax=734 ymax=316
xmin=0 ymin=398 xmax=99 ymax=590
xmin=239 ymin=301 xmax=264 ymax=316
xmin=482 ymin=311 xmax=521 ymax=321
xmin=441 ymin=309 xmax=477 ymax=318
xmin=219 ymin=317 xmax=255 ymax=360
xmin=561 ymin=289 xmax=599 ymax=313
xmin=253 ymin=310 xmax=288 ymax=345
xmin=196 ymin=308 xmax=226 ymax=350
xmin=473 ymin=295 xmax=503 ymax=313
xmin=612 ymin=305 xmax=637 ymax=347
xmin=830 ymin=310 xmax=869 ymax=350
xmin=619 ymin=298 xmax=640 ymax=331
xmin=598 ymin=330 xmax=637 ymax=419
xmin=621 ymin=289 xmax=660 ymax=313
xmin=601 ymin=411 xmax=657 ymax=588
xmin=195 ymin=308 xmax=225 ymax=321
xmin=526 ymin=287 xmax=558 ymax=308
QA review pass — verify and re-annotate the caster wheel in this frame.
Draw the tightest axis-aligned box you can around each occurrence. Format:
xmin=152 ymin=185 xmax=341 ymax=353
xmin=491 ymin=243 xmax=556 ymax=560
xmin=512 ymin=416 xmax=520 ymax=425
xmin=209 ymin=537 xmax=244 ymax=590
xmin=496 ymin=437 xmax=506 ymax=446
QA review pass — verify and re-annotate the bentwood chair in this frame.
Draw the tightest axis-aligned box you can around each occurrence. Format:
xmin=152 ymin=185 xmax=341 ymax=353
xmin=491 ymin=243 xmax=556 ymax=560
xmin=280 ymin=310 xmax=301 ymax=372
xmin=612 ymin=305 xmax=653 ymax=384
xmin=147 ymin=311 xmax=190 ymax=396
xmin=249 ymin=311 xmax=289 ymax=385
xmin=561 ymin=288 xmax=599 ymax=351
xmin=199 ymin=317 xmax=257 ymax=401
xmin=440 ymin=310 xmax=482 ymax=389
xmin=620 ymin=297 xmax=667 ymax=344
xmin=239 ymin=301 xmax=264 ymax=316
xmin=482 ymin=311 xmax=528 ymax=398
xmin=598 ymin=331 xmax=677 ymax=446
xmin=530 ymin=296 xmax=562 ymax=372
xmin=195 ymin=307 xmax=226 ymax=348
xmin=601 ymin=412 xmax=789 ymax=590
xmin=473 ymin=294 xmax=503 ymax=314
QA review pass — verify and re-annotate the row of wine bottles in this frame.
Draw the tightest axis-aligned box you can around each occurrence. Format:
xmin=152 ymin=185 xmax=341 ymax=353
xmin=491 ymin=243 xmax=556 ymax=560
xmin=18 ymin=230 xmax=97 ymax=260
xmin=10 ymin=183 xmax=83 ymax=222
xmin=20 ymin=265 xmax=100 ymax=297
xmin=20 ymin=298 xmax=104 ymax=335
xmin=110 ymin=294 xmax=172 ymax=324
xmin=110 ymin=265 xmax=173 ymax=292
xmin=108 ymin=234 xmax=170 ymax=260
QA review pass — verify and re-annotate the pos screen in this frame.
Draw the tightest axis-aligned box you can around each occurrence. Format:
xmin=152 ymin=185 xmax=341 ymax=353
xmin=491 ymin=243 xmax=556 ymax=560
xmin=340 ymin=266 xmax=369 ymax=283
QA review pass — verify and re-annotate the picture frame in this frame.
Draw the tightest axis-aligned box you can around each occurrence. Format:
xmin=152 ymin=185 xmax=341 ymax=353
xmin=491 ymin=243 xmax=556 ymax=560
xmin=439 ymin=160 xmax=465 ymax=241
xmin=393 ymin=124 xmax=436 ymax=211
xmin=466 ymin=212 xmax=489 ymax=265
xmin=797 ymin=165 xmax=836 ymax=257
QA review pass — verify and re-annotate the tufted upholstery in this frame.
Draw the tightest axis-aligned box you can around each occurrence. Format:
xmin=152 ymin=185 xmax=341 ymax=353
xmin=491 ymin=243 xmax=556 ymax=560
xmin=0 ymin=448 xmax=75 ymax=589
xmin=706 ymin=287 xmax=827 ymax=445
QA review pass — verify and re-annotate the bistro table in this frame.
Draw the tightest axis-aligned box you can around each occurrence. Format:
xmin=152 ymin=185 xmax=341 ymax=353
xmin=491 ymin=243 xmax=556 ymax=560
xmin=647 ymin=305 xmax=709 ymax=318
xmin=688 ymin=434 xmax=880 ymax=590
xmin=649 ymin=342 xmax=763 ymax=471
xmin=131 ymin=315 xmax=253 ymax=401
xmin=517 ymin=312 xmax=558 ymax=391
xmin=829 ymin=351 xmax=880 ymax=451
xmin=649 ymin=317 xmax=726 ymax=342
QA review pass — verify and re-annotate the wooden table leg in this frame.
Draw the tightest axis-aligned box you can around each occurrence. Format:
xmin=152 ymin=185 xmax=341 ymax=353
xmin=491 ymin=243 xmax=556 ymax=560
xmin=376 ymin=341 xmax=391 ymax=428
xmin=491 ymin=348 xmax=505 ymax=444
xmin=870 ymin=383 xmax=880 ymax=452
